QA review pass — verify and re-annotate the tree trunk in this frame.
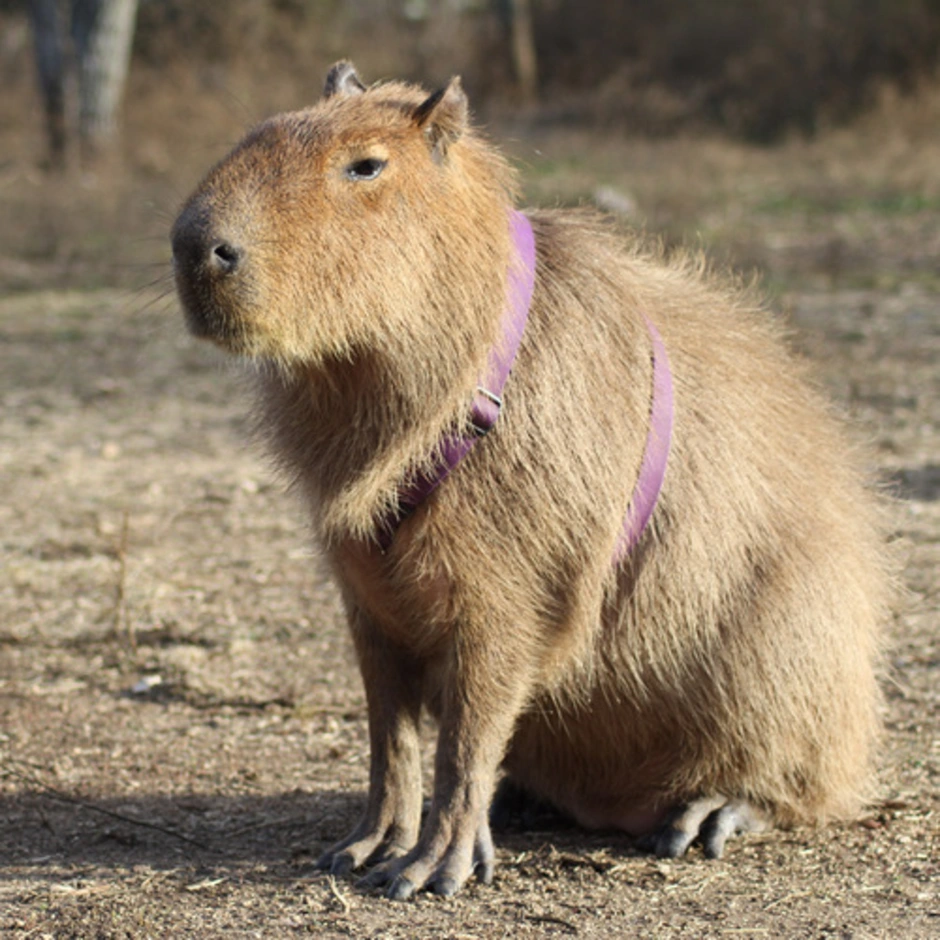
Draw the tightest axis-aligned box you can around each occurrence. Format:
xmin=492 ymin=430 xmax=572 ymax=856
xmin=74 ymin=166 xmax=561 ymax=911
xmin=27 ymin=0 xmax=68 ymax=168
xmin=508 ymin=0 xmax=538 ymax=104
xmin=71 ymin=0 xmax=139 ymax=164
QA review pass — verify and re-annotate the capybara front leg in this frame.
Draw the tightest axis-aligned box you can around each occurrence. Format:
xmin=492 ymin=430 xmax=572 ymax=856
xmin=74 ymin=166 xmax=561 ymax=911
xmin=364 ymin=627 xmax=533 ymax=899
xmin=641 ymin=796 xmax=769 ymax=859
xmin=316 ymin=616 xmax=424 ymax=875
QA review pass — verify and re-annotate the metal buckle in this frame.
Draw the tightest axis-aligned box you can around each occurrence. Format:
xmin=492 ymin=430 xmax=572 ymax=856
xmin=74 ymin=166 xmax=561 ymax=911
xmin=470 ymin=386 xmax=502 ymax=437
xmin=476 ymin=386 xmax=503 ymax=408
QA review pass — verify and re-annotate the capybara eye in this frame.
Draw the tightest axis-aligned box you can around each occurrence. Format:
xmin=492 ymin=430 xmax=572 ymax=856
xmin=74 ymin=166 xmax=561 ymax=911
xmin=346 ymin=158 xmax=387 ymax=181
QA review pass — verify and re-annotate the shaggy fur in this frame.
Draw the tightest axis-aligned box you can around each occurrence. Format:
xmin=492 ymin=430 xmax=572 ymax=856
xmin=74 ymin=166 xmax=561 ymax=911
xmin=171 ymin=63 xmax=891 ymax=899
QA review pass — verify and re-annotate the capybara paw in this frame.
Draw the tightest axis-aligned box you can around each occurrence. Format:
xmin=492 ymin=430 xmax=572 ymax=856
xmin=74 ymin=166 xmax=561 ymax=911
xmin=316 ymin=829 xmax=414 ymax=877
xmin=638 ymin=796 xmax=769 ymax=859
xmin=697 ymin=800 xmax=769 ymax=859
xmin=359 ymin=818 xmax=495 ymax=900
xmin=316 ymin=848 xmax=356 ymax=876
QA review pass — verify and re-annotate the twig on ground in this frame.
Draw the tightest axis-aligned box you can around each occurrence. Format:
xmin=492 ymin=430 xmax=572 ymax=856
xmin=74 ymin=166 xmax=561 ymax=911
xmin=327 ymin=875 xmax=351 ymax=914
xmin=2 ymin=760 xmax=214 ymax=852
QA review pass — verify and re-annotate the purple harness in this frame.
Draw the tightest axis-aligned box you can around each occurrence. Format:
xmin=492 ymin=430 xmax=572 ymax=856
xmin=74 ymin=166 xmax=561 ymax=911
xmin=376 ymin=210 xmax=674 ymax=563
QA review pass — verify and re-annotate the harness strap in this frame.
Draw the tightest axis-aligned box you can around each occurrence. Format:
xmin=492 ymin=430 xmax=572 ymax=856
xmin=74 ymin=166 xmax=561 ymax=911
xmin=375 ymin=211 xmax=674 ymax=561
xmin=612 ymin=318 xmax=674 ymax=564
xmin=375 ymin=210 xmax=536 ymax=550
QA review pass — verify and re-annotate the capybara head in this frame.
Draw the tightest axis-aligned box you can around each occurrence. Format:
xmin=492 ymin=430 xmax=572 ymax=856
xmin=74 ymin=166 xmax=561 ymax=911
xmin=171 ymin=62 xmax=517 ymax=367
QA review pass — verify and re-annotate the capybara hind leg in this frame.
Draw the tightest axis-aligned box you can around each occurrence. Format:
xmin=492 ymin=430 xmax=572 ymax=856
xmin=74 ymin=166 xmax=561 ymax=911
xmin=316 ymin=612 xmax=424 ymax=876
xmin=639 ymin=796 xmax=769 ymax=859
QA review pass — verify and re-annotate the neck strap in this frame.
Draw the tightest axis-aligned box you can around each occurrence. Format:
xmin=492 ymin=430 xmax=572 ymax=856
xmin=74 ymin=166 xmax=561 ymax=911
xmin=375 ymin=211 xmax=536 ymax=550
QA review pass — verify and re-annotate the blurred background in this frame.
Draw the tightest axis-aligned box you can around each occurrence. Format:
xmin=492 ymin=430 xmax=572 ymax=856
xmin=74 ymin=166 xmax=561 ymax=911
xmin=3 ymin=0 xmax=940 ymax=290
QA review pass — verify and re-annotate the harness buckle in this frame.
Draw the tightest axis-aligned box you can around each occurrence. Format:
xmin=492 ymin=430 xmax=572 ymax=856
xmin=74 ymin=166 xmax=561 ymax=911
xmin=470 ymin=386 xmax=502 ymax=437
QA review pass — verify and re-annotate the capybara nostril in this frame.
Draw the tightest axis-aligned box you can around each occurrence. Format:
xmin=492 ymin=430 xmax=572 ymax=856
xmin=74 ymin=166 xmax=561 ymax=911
xmin=210 ymin=241 xmax=242 ymax=274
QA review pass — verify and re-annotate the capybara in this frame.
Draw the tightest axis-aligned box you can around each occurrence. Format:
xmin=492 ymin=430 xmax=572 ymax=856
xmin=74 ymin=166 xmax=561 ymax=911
xmin=171 ymin=62 xmax=890 ymax=899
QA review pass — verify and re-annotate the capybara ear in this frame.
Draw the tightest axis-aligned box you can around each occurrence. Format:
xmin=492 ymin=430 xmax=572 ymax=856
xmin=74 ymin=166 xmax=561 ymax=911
xmin=412 ymin=77 xmax=468 ymax=160
xmin=324 ymin=61 xmax=366 ymax=99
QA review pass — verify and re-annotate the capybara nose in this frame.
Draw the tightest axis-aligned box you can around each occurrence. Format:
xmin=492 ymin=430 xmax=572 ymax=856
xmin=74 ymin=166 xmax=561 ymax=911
xmin=210 ymin=240 xmax=242 ymax=275
xmin=171 ymin=228 xmax=243 ymax=278
xmin=171 ymin=201 xmax=243 ymax=279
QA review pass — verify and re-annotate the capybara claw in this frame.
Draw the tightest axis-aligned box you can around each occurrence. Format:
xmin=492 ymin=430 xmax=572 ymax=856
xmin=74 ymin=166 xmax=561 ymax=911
xmin=386 ymin=875 xmax=416 ymax=901
xmin=315 ymin=841 xmax=364 ymax=876
xmin=356 ymin=865 xmax=392 ymax=889
xmin=432 ymin=875 xmax=459 ymax=897
xmin=654 ymin=826 xmax=696 ymax=859
xmin=328 ymin=852 xmax=356 ymax=876
xmin=475 ymin=858 xmax=495 ymax=886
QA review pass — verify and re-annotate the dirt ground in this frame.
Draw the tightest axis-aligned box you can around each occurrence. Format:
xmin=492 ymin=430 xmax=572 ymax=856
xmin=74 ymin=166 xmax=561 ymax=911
xmin=1 ymin=71 xmax=939 ymax=938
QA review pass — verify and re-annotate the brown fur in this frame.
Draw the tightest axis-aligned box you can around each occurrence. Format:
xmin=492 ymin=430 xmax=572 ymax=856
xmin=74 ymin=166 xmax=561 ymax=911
xmin=171 ymin=64 xmax=891 ymax=897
